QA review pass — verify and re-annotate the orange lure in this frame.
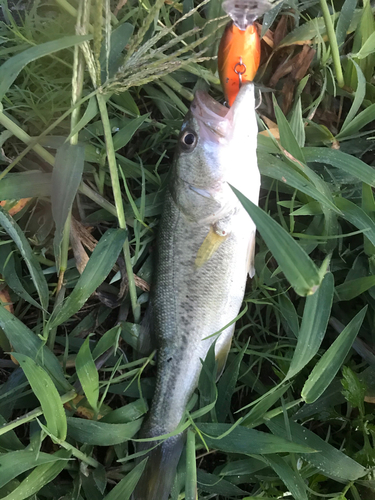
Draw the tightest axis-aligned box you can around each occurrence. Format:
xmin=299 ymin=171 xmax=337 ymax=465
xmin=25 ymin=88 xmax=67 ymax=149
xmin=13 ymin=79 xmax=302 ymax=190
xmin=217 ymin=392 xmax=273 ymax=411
xmin=218 ymin=22 xmax=261 ymax=106
xmin=218 ymin=0 xmax=271 ymax=106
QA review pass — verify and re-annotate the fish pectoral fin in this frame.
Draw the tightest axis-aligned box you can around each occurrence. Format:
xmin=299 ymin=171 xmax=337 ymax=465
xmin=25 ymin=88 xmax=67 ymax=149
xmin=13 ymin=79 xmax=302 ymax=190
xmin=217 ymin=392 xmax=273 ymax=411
xmin=195 ymin=226 xmax=229 ymax=269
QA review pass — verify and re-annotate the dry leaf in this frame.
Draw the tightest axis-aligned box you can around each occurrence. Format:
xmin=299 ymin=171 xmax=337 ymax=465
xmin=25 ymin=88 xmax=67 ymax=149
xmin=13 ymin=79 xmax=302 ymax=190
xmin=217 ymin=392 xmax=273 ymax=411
xmin=0 ymin=198 xmax=31 ymax=216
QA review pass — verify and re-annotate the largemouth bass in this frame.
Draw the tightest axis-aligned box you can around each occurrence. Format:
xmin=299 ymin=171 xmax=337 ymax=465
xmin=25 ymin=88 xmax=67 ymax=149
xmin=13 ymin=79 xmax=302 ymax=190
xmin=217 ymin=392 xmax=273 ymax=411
xmin=133 ymin=83 xmax=260 ymax=500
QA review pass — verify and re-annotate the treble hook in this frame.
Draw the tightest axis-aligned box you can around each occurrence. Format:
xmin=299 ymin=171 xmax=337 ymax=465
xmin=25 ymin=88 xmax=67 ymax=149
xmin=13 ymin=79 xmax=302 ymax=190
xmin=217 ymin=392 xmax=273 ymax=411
xmin=233 ymin=56 xmax=247 ymax=89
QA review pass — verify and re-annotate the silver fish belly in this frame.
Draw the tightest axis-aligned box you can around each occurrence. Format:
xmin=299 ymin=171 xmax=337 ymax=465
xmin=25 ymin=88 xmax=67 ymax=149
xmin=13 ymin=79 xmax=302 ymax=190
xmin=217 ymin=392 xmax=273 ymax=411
xmin=133 ymin=83 xmax=260 ymax=500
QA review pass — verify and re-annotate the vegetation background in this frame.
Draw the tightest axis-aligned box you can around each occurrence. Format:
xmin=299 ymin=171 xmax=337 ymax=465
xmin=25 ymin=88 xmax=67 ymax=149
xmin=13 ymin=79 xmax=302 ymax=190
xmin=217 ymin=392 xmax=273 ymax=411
xmin=1 ymin=0 xmax=375 ymax=498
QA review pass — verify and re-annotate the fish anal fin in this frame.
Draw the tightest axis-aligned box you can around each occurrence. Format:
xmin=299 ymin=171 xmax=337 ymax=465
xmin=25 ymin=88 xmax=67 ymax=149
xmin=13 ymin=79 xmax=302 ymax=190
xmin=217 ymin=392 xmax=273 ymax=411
xmin=195 ymin=226 xmax=229 ymax=269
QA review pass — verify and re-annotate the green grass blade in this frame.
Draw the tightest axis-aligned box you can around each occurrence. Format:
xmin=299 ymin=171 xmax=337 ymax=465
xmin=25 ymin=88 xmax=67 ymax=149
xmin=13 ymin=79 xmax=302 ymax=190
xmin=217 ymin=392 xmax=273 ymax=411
xmin=11 ymin=353 xmax=67 ymax=440
xmin=273 ymin=95 xmax=305 ymax=162
xmin=92 ymin=325 xmax=121 ymax=359
xmin=219 ymin=457 xmax=266 ymax=476
xmin=216 ymin=341 xmax=247 ymax=422
xmin=100 ymin=400 xmax=148 ymax=424
xmin=76 ymin=336 xmax=99 ymax=413
xmin=0 ymin=451 xmax=62 ymax=489
xmin=67 ymin=417 xmax=142 ymax=445
xmin=102 ymin=459 xmax=147 ymax=500
xmin=49 ymin=228 xmax=127 ymax=329
xmin=336 ymin=276 xmax=375 ymax=300
xmin=302 ymin=306 xmax=367 ymax=403
xmin=340 ymin=60 xmax=366 ymax=134
xmin=196 ymin=423 xmax=316 ymax=454
xmin=197 ymin=343 xmax=217 ymax=421
xmin=362 ymin=182 xmax=375 ymax=255
xmin=185 ymin=429 xmax=197 ymax=500
xmin=0 ymin=207 xmax=49 ymax=311
xmin=320 ymin=0 xmax=344 ymax=87
xmin=242 ymin=384 xmax=291 ymax=426
xmin=66 ymin=96 xmax=98 ymax=142
xmin=261 ymin=2 xmax=283 ymax=37
xmin=279 ymin=9 xmax=364 ymax=48
xmin=335 ymin=196 xmax=375 ymax=246
xmin=287 ymin=272 xmax=334 ymax=379
xmin=197 ymin=470 xmax=248 ymax=496
xmin=278 ymin=292 xmax=299 ymax=337
xmin=267 ymin=416 xmax=367 ymax=481
xmin=0 ymin=449 xmax=71 ymax=500
xmin=100 ymin=23 xmax=134 ymax=81
xmin=0 ymin=415 xmax=24 ymax=451
xmin=258 ymin=152 xmax=340 ymax=213
xmin=355 ymin=0 xmax=375 ymax=81
xmin=0 ymin=247 xmax=42 ymax=310
xmin=289 ymin=98 xmax=305 ymax=147
xmin=0 ymin=172 xmax=52 ymax=199
xmin=0 ymin=306 xmax=71 ymax=392
xmin=232 ymin=187 xmax=321 ymax=296
xmin=0 ymin=35 xmax=92 ymax=100
xmin=355 ymin=31 xmax=375 ymax=58
xmin=112 ymin=115 xmax=149 ymax=151
xmin=279 ymin=13 xmax=336 ymax=47
xmin=264 ymin=454 xmax=308 ymax=500
xmin=52 ymin=143 xmax=85 ymax=267
xmin=336 ymin=102 xmax=375 ymax=139
xmin=303 ymin=147 xmax=375 ymax=186
xmin=336 ymin=0 xmax=358 ymax=50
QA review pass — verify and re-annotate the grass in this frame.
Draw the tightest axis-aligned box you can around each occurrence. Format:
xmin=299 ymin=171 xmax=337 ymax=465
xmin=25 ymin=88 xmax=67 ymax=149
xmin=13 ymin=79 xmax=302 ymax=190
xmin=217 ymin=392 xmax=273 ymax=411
xmin=1 ymin=0 xmax=375 ymax=498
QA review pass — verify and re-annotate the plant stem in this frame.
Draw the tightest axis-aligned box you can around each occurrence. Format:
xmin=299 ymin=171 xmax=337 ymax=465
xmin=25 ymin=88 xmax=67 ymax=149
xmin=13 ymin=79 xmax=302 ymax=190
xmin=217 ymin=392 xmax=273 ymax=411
xmin=320 ymin=0 xmax=344 ymax=88
xmin=0 ymin=89 xmax=98 ymax=182
xmin=0 ymin=110 xmax=56 ymax=165
xmin=0 ymin=389 xmax=77 ymax=437
xmin=56 ymin=212 xmax=72 ymax=292
xmin=79 ymin=183 xmax=117 ymax=215
xmin=38 ymin=420 xmax=100 ymax=468
xmin=56 ymin=2 xmax=86 ymax=294
xmin=96 ymin=93 xmax=140 ymax=323
xmin=185 ymin=429 xmax=197 ymax=500
xmin=56 ymin=0 xmax=119 ymax=30
xmin=0 ymin=110 xmax=116 ymax=215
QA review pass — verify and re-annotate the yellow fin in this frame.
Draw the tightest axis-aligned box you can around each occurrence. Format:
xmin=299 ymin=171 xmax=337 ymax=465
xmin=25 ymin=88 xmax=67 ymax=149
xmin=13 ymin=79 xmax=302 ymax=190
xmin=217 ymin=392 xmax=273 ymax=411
xmin=195 ymin=226 xmax=228 ymax=269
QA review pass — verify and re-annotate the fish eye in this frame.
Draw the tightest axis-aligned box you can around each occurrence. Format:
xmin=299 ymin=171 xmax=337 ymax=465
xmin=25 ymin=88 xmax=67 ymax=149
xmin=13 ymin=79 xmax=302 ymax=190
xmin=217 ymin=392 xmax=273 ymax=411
xmin=180 ymin=130 xmax=197 ymax=151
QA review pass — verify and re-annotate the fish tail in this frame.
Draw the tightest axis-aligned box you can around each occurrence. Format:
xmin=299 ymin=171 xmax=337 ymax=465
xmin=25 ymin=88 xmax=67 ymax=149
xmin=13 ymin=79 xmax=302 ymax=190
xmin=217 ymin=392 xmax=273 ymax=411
xmin=132 ymin=434 xmax=185 ymax=500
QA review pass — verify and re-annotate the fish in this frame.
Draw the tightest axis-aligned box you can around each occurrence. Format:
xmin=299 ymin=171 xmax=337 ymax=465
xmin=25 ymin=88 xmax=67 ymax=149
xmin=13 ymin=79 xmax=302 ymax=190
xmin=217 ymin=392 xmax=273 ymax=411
xmin=133 ymin=82 xmax=260 ymax=500
xmin=218 ymin=0 xmax=271 ymax=106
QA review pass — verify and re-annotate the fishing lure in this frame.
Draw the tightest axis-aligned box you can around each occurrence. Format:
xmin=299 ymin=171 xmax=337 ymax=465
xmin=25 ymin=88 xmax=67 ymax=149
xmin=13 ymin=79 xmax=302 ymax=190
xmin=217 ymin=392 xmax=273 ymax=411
xmin=218 ymin=0 xmax=271 ymax=106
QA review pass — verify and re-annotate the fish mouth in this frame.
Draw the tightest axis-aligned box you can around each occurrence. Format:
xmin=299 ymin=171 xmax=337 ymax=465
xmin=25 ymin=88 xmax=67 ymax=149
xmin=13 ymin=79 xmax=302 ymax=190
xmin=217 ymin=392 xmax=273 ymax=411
xmin=190 ymin=84 xmax=255 ymax=141
xmin=190 ymin=91 xmax=230 ymax=140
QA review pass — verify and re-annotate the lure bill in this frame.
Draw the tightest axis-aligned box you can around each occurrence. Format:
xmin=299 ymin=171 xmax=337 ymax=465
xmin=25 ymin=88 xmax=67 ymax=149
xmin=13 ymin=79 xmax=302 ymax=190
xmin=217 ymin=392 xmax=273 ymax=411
xmin=218 ymin=0 xmax=271 ymax=106
xmin=223 ymin=0 xmax=271 ymax=30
